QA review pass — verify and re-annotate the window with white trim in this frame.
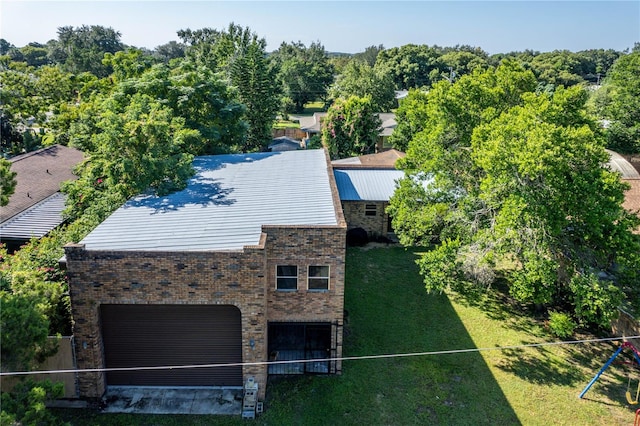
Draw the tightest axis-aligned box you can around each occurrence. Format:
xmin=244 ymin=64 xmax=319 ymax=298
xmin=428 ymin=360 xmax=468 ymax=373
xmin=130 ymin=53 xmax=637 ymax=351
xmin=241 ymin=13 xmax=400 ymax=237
xmin=308 ymin=265 xmax=330 ymax=291
xmin=365 ymin=204 xmax=377 ymax=216
xmin=276 ymin=265 xmax=298 ymax=290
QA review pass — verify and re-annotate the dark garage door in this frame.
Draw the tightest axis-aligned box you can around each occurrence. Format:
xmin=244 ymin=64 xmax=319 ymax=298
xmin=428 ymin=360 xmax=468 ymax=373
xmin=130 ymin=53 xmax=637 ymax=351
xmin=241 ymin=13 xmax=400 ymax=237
xmin=101 ymin=304 xmax=242 ymax=387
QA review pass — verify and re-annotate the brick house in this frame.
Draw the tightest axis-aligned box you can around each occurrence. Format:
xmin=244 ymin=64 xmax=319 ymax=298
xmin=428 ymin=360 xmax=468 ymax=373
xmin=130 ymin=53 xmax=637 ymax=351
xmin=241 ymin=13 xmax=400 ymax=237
xmin=332 ymin=150 xmax=405 ymax=238
xmin=0 ymin=145 xmax=84 ymax=252
xmin=64 ymin=149 xmax=346 ymax=401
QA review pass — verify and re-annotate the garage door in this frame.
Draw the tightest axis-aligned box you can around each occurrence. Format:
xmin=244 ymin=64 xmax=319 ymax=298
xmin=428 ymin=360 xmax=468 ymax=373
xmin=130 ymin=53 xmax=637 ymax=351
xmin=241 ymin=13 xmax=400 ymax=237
xmin=100 ymin=304 xmax=242 ymax=387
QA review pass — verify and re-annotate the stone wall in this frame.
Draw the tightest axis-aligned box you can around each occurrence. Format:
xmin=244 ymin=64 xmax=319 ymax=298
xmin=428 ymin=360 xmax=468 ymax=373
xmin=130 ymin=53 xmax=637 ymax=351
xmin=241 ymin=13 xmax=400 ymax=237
xmin=342 ymin=201 xmax=389 ymax=236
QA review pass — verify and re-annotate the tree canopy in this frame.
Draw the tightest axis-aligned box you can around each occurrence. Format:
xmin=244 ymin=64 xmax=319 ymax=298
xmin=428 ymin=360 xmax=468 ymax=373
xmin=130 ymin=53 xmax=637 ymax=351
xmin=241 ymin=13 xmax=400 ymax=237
xmin=388 ymin=61 xmax=640 ymax=328
xmin=322 ymin=95 xmax=381 ymax=159
xmin=329 ymin=60 xmax=396 ymax=112
xmin=270 ymin=41 xmax=334 ymax=113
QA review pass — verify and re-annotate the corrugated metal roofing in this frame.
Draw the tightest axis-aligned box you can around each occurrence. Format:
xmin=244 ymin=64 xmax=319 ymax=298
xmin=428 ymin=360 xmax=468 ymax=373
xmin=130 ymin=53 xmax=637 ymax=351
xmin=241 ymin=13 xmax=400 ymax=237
xmin=606 ymin=150 xmax=640 ymax=179
xmin=80 ymin=149 xmax=338 ymax=252
xmin=334 ymin=169 xmax=404 ymax=201
xmin=0 ymin=192 xmax=67 ymax=240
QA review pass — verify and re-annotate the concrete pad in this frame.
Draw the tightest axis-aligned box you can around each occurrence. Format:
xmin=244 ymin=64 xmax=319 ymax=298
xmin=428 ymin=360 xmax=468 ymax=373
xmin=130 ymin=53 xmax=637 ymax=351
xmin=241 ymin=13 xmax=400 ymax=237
xmin=103 ymin=386 xmax=243 ymax=415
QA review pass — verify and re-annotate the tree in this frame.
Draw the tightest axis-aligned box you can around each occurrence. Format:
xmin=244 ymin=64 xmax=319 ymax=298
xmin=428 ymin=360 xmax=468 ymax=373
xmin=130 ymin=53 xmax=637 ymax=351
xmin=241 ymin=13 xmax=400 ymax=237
xmin=352 ymin=44 xmax=385 ymax=67
xmin=152 ymin=41 xmax=186 ymax=63
xmin=179 ymin=23 xmax=280 ymax=151
xmin=374 ymin=44 xmax=445 ymax=90
xmin=322 ymin=96 xmax=381 ymax=159
xmin=387 ymin=89 xmax=430 ymax=151
xmin=600 ymin=52 xmax=640 ymax=153
xmin=271 ymin=41 xmax=334 ymax=113
xmin=329 ymin=60 xmax=396 ymax=112
xmin=388 ymin=62 xmax=639 ymax=327
xmin=0 ymin=158 xmax=16 ymax=206
xmin=63 ymin=93 xmax=197 ymax=221
xmin=48 ymin=25 xmax=124 ymax=77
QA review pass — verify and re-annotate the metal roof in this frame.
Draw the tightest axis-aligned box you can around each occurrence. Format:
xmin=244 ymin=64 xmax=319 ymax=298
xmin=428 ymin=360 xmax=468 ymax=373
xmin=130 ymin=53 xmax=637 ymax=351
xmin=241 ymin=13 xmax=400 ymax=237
xmin=0 ymin=192 xmax=67 ymax=240
xmin=333 ymin=169 xmax=404 ymax=201
xmin=606 ymin=150 xmax=640 ymax=179
xmin=80 ymin=149 xmax=338 ymax=252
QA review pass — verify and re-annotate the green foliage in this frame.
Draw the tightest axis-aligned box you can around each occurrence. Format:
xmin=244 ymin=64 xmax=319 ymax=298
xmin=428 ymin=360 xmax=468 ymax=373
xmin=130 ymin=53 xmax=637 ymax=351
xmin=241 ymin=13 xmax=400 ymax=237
xmin=601 ymin=52 xmax=640 ymax=153
xmin=49 ymin=25 xmax=124 ymax=77
xmin=0 ymin=158 xmax=16 ymax=206
xmin=271 ymin=41 xmax=335 ymax=113
xmin=569 ymin=274 xmax=623 ymax=328
xmin=374 ymin=44 xmax=445 ymax=89
xmin=416 ymin=239 xmax=462 ymax=293
xmin=390 ymin=61 xmax=639 ymax=327
xmin=329 ymin=60 xmax=396 ymax=112
xmin=387 ymin=89 xmax=430 ymax=151
xmin=547 ymin=311 xmax=576 ymax=338
xmin=321 ymin=95 xmax=381 ymax=159
xmin=0 ymin=379 xmax=65 ymax=426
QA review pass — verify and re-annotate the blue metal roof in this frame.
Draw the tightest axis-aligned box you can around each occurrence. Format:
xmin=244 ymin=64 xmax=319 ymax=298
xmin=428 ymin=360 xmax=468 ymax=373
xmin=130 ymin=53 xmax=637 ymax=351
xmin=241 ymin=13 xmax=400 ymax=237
xmin=334 ymin=169 xmax=404 ymax=201
xmin=80 ymin=150 xmax=338 ymax=251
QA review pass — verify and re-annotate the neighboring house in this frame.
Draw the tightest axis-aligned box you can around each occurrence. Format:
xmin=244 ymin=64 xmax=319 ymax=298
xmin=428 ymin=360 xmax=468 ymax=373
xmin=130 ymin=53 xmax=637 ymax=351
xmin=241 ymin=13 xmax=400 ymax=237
xmin=0 ymin=145 xmax=84 ymax=252
xmin=332 ymin=150 xmax=405 ymax=238
xmin=64 ymin=149 xmax=346 ymax=402
xmin=607 ymin=149 xmax=640 ymax=231
xmin=298 ymin=112 xmax=397 ymax=152
xmin=268 ymin=136 xmax=302 ymax=152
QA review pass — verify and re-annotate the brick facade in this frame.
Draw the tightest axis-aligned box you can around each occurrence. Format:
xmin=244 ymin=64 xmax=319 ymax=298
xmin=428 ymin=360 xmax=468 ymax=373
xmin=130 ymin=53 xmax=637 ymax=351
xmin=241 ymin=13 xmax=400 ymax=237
xmin=65 ymin=223 xmax=345 ymax=400
xmin=342 ymin=201 xmax=390 ymax=236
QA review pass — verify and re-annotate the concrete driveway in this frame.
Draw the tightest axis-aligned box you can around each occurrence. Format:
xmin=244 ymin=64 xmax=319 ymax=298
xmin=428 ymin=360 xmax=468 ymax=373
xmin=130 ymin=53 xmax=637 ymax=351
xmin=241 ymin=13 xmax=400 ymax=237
xmin=102 ymin=386 xmax=243 ymax=415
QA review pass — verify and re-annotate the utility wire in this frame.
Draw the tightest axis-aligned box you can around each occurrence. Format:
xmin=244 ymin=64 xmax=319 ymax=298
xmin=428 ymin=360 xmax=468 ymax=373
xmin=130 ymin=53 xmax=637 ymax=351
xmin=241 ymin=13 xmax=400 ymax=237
xmin=2 ymin=335 xmax=639 ymax=377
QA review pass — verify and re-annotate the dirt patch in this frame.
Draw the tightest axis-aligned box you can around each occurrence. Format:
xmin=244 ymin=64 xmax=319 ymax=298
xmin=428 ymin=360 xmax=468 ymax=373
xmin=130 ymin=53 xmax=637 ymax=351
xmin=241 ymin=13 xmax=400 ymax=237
xmin=359 ymin=242 xmax=397 ymax=251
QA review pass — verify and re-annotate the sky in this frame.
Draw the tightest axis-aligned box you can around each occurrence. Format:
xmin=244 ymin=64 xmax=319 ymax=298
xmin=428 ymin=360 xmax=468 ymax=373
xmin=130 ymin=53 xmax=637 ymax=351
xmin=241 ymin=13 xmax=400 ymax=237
xmin=1 ymin=1 xmax=638 ymax=54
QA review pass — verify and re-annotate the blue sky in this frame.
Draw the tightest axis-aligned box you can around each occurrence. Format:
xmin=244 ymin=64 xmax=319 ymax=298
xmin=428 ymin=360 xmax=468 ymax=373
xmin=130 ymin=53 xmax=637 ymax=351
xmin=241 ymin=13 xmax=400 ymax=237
xmin=2 ymin=1 xmax=638 ymax=54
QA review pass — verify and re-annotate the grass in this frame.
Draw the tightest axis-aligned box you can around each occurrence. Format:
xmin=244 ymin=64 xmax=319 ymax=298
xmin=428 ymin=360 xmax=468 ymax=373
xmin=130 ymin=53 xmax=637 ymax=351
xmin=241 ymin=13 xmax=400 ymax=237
xmin=52 ymin=246 xmax=639 ymax=425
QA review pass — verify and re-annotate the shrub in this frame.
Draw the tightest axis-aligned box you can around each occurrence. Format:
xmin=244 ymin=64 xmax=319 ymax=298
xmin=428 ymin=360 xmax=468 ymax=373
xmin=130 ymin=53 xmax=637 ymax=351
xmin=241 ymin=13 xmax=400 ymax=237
xmin=548 ymin=311 xmax=576 ymax=338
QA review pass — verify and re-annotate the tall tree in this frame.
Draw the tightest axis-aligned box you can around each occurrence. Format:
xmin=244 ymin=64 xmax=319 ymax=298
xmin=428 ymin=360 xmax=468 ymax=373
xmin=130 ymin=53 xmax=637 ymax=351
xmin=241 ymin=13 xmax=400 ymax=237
xmin=374 ymin=44 xmax=445 ymax=90
xmin=352 ymin=44 xmax=385 ymax=67
xmin=322 ymin=95 xmax=381 ymax=159
xmin=48 ymin=25 xmax=124 ymax=77
xmin=600 ymin=52 xmax=640 ymax=153
xmin=179 ymin=23 xmax=280 ymax=151
xmin=271 ymin=41 xmax=334 ymax=113
xmin=387 ymin=89 xmax=430 ymax=151
xmin=388 ymin=62 xmax=639 ymax=327
xmin=329 ymin=60 xmax=396 ymax=112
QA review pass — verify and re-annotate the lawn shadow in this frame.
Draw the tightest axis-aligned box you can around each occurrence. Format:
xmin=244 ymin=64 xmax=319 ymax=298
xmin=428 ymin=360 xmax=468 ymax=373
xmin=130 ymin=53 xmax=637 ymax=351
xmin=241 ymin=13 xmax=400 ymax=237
xmin=338 ymin=246 xmax=521 ymax=425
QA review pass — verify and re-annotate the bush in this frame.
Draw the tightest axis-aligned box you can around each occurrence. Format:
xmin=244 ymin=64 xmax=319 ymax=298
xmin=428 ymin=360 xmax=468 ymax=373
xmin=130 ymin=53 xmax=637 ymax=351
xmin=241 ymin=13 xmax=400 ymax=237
xmin=0 ymin=379 xmax=65 ymax=426
xmin=548 ymin=311 xmax=576 ymax=338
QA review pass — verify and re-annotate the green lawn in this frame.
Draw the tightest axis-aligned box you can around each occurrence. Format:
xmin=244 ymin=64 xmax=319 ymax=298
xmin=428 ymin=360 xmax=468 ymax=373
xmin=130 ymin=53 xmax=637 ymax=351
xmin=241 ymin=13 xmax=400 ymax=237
xmin=53 ymin=246 xmax=638 ymax=425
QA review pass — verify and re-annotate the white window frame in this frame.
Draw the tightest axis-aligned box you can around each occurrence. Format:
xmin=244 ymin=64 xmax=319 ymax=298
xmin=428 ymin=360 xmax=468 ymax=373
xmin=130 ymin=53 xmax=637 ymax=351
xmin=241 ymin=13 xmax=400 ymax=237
xmin=307 ymin=265 xmax=330 ymax=291
xmin=276 ymin=265 xmax=298 ymax=291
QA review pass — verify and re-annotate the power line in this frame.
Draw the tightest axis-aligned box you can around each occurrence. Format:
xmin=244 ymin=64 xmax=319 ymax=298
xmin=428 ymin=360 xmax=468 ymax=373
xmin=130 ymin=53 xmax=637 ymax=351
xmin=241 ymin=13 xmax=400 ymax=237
xmin=2 ymin=335 xmax=638 ymax=377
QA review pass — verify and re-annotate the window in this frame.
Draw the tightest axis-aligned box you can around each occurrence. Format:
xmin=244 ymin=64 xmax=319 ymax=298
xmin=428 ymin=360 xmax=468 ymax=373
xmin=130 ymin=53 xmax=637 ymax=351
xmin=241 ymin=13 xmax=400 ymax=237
xmin=308 ymin=266 xmax=330 ymax=291
xmin=276 ymin=265 xmax=298 ymax=290
xmin=365 ymin=204 xmax=377 ymax=216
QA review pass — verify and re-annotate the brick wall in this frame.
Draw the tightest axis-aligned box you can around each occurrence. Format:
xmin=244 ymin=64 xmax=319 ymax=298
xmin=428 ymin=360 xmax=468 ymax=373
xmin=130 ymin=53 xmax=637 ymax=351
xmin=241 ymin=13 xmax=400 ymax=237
xmin=342 ymin=201 xmax=389 ymax=236
xmin=65 ymin=243 xmax=270 ymax=398
xmin=65 ymin=222 xmax=346 ymax=400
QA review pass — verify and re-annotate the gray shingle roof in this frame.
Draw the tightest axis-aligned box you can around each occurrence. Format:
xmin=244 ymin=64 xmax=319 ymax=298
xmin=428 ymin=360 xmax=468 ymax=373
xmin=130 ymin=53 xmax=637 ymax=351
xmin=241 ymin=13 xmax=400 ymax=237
xmin=333 ymin=169 xmax=404 ymax=201
xmin=1 ymin=145 xmax=84 ymax=223
xmin=80 ymin=149 xmax=338 ymax=251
